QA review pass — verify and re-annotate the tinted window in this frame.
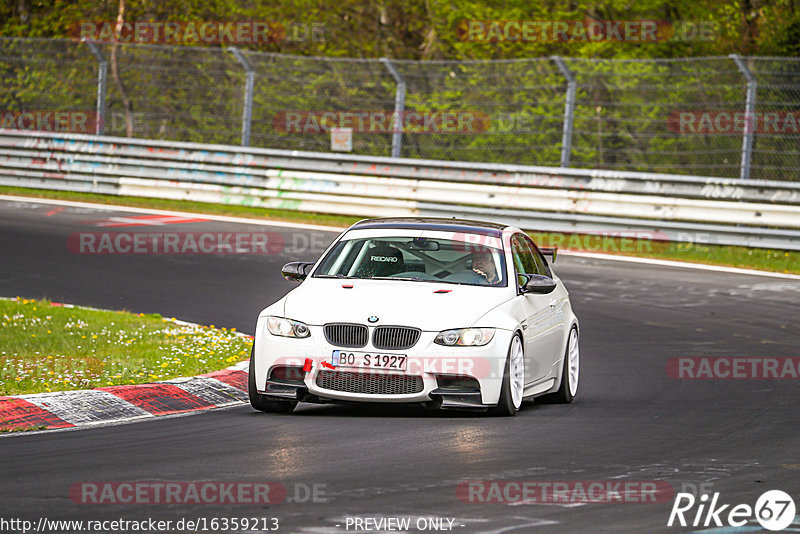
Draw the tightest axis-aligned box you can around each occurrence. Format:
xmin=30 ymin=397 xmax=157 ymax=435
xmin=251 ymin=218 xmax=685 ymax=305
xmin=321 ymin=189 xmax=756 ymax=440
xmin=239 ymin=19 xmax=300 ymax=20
xmin=523 ymin=235 xmax=552 ymax=277
xmin=511 ymin=234 xmax=538 ymax=286
xmin=314 ymin=235 xmax=507 ymax=287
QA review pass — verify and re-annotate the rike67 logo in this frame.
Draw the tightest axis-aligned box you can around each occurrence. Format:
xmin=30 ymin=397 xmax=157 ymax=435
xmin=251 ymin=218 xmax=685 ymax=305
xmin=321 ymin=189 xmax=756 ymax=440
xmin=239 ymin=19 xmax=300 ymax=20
xmin=668 ymin=490 xmax=796 ymax=531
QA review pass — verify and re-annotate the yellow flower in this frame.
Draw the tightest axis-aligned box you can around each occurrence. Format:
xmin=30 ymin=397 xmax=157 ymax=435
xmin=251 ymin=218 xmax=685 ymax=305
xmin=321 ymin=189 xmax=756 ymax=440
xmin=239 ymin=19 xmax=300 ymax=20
xmin=92 ymin=335 xmax=98 ymax=339
xmin=160 ymin=363 xmax=169 ymax=368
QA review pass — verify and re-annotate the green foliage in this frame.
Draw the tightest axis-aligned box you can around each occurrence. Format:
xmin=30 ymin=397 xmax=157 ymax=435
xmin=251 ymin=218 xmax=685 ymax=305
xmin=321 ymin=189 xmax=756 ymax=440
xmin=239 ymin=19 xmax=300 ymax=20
xmin=1 ymin=2 xmax=798 ymax=177
xmin=2 ymin=0 xmax=800 ymax=59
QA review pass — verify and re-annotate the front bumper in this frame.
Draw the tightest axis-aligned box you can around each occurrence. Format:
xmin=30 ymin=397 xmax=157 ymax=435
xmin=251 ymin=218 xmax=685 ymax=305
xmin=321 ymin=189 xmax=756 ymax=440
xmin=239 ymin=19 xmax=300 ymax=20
xmin=253 ymin=316 xmax=513 ymax=407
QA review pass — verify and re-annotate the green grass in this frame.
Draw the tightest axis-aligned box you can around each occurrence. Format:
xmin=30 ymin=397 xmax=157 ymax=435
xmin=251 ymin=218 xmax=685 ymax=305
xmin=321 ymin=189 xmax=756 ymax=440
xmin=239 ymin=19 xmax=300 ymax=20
xmin=0 ymin=297 xmax=252 ymax=396
xmin=1 ymin=186 xmax=798 ymax=275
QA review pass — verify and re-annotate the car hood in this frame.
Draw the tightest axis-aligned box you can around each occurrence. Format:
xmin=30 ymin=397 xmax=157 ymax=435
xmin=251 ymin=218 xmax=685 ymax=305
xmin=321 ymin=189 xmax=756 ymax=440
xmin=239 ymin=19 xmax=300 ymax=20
xmin=282 ymin=278 xmax=513 ymax=331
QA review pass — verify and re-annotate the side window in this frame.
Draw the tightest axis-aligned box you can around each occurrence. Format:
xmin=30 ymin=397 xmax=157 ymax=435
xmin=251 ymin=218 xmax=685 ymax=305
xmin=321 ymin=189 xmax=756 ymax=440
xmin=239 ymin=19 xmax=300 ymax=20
xmin=524 ymin=236 xmax=552 ymax=278
xmin=511 ymin=234 xmax=537 ymax=286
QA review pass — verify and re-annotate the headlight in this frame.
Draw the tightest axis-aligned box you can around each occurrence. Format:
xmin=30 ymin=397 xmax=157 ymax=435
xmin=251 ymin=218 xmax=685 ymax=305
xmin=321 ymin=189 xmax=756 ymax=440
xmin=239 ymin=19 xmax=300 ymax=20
xmin=434 ymin=328 xmax=494 ymax=346
xmin=266 ymin=316 xmax=310 ymax=338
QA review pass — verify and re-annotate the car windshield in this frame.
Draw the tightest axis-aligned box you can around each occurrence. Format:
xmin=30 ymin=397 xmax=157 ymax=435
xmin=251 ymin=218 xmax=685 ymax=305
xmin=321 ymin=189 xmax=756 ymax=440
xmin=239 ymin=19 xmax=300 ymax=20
xmin=313 ymin=235 xmax=507 ymax=287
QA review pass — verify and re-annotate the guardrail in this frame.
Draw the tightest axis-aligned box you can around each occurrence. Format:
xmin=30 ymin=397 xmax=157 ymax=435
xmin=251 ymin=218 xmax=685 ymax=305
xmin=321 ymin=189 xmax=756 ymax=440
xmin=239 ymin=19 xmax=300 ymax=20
xmin=1 ymin=129 xmax=800 ymax=250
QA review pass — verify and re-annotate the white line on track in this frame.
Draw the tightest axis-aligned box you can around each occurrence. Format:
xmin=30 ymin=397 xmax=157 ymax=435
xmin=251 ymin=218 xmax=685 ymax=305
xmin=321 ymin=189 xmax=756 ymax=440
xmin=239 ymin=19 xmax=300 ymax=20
xmin=2 ymin=194 xmax=799 ymax=280
xmin=0 ymin=194 xmax=344 ymax=232
xmin=561 ymin=250 xmax=800 ymax=280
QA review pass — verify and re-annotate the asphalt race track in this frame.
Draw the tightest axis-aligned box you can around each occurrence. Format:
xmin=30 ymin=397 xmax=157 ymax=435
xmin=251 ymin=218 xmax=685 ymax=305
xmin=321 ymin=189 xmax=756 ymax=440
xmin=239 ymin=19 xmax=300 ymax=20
xmin=1 ymin=197 xmax=799 ymax=533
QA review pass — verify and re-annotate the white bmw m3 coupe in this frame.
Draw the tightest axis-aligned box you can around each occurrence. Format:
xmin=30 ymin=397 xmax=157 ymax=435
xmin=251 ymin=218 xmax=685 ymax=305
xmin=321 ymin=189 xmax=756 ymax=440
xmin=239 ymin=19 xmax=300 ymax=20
xmin=249 ymin=218 xmax=580 ymax=416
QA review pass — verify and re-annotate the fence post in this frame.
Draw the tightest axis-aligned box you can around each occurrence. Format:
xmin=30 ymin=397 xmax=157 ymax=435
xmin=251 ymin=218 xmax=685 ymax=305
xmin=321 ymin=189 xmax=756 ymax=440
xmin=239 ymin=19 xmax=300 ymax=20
xmin=730 ymin=54 xmax=757 ymax=180
xmin=380 ymin=58 xmax=406 ymax=158
xmin=551 ymin=56 xmax=576 ymax=168
xmin=84 ymin=41 xmax=107 ymax=136
xmin=229 ymin=47 xmax=255 ymax=147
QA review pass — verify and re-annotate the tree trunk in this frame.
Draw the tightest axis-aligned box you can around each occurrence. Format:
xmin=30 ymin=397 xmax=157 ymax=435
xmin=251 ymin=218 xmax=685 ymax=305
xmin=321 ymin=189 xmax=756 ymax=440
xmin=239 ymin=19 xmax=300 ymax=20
xmin=110 ymin=0 xmax=134 ymax=137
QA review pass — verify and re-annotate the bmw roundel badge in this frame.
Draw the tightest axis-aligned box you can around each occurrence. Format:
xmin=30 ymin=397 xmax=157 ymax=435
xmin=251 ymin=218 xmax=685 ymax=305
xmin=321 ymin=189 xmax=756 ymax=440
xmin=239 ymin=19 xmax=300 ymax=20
xmin=368 ymin=316 xmax=379 ymax=323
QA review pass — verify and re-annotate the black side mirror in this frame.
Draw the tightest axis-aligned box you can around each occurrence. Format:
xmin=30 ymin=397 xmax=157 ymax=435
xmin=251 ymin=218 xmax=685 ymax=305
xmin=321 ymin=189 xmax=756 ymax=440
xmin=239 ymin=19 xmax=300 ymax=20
xmin=521 ymin=274 xmax=557 ymax=294
xmin=281 ymin=261 xmax=314 ymax=282
xmin=540 ymin=247 xmax=558 ymax=263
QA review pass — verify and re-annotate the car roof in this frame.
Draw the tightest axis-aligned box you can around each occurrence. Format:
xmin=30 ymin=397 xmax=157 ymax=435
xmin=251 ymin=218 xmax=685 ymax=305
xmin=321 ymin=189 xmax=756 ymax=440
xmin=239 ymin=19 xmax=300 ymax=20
xmin=350 ymin=217 xmax=507 ymax=237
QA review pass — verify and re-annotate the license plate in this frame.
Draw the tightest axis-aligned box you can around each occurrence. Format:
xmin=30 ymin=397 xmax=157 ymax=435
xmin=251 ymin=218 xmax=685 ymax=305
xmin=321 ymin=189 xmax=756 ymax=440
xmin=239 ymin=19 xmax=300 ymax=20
xmin=332 ymin=350 xmax=407 ymax=371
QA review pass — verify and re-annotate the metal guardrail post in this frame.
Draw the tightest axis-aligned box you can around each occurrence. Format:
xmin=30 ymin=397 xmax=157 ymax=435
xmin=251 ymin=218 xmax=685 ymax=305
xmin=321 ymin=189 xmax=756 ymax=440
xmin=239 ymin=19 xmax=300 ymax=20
xmin=552 ymin=56 xmax=576 ymax=168
xmin=84 ymin=41 xmax=107 ymax=136
xmin=229 ymin=47 xmax=255 ymax=147
xmin=731 ymin=54 xmax=757 ymax=180
xmin=380 ymin=58 xmax=406 ymax=158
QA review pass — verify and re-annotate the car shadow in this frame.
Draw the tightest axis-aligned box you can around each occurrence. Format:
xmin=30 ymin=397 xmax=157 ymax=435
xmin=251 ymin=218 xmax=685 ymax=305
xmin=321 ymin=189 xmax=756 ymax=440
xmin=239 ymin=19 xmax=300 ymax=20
xmin=270 ymin=400 xmax=559 ymax=418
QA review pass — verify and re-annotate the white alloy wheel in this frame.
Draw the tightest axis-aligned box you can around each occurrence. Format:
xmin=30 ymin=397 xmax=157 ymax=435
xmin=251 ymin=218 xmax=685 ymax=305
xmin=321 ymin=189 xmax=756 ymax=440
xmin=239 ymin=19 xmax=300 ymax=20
xmin=509 ymin=334 xmax=525 ymax=409
xmin=567 ymin=327 xmax=579 ymax=397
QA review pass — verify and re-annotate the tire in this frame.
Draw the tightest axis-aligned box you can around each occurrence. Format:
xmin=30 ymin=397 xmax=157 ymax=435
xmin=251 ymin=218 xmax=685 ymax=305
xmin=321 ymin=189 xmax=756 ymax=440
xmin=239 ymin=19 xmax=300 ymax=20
xmin=248 ymin=346 xmax=297 ymax=414
xmin=541 ymin=326 xmax=579 ymax=404
xmin=490 ymin=333 xmax=525 ymax=416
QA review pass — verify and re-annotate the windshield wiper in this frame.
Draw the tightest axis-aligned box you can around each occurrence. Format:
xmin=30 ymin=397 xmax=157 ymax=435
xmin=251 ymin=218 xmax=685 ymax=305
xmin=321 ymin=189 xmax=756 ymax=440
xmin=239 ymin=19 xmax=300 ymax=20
xmin=315 ymin=273 xmax=350 ymax=279
xmin=370 ymin=276 xmax=427 ymax=282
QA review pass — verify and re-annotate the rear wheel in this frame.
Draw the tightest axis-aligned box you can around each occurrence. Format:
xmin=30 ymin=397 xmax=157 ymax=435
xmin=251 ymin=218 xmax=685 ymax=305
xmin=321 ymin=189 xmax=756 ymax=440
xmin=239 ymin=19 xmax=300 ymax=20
xmin=490 ymin=334 xmax=524 ymax=416
xmin=541 ymin=326 xmax=579 ymax=404
xmin=248 ymin=347 xmax=297 ymax=414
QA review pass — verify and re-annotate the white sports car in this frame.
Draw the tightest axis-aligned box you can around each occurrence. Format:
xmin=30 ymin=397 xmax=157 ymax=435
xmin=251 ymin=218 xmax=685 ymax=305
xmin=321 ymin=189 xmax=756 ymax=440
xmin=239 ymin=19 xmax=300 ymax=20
xmin=249 ymin=218 xmax=580 ymax=416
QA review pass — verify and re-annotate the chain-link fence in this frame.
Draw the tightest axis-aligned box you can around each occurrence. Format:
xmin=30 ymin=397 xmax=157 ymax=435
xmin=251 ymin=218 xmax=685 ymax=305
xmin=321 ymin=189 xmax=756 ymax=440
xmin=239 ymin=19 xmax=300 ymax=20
xmin=1 ymin=37 xmax=799 ymax=180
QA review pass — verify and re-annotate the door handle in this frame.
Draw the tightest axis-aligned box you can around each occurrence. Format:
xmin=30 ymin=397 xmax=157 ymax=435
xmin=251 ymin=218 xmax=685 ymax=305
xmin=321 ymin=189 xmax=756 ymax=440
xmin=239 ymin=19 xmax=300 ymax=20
xmin=549 ymin=299 xmax=558 ymax=307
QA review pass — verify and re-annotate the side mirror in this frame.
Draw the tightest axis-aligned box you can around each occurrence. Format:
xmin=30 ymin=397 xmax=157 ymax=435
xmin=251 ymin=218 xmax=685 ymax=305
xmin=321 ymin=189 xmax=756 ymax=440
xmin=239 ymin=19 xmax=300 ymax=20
xmin=521 ymin=274 xmax=557 ymax=294
xmin=281 ymin=261 xmax=314 ymax=282
xmin=540 ymin=247 xmax=558 ymax=263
